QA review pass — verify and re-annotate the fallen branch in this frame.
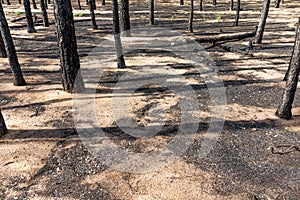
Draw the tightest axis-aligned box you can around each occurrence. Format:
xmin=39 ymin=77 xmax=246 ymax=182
xmin=196 ymin=27 xmax=257 ymax=44
xmin=269 ymin=145 xmax=300 ymax=155
xmin=217 ymin=43 xmax=253 ymax=56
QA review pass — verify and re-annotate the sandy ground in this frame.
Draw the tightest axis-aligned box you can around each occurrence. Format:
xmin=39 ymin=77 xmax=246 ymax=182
xmin=0 ymin=0 xmax=300 ymax=199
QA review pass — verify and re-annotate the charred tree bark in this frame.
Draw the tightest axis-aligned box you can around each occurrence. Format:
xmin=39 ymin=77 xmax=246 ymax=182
xmin=0 ymin=1 xmax=26 ymax=85
xmin=0 ymin=32 xmax=7 ymax=58
xmin=149 ymin=0 xmax=154 ymax=25
xmin=6 ymin=0 xmax=10 ymax=5
xmin=112 ymin=0 xmax=126 ymax=68
xmin=32 ymin=0 xmax=37 ymax=9
xmin=40 ymin=0 xmax=49 ymax=27
xmin=188 ymin=0 xmax=193 ymax=32
xmin=53 ymin=0 xmax=85 ymax=93
xmin=254 ymin=0 xmax=270 ymax=44
xmin=18 ymin=0 xmax=21 ymax=4
xmin=275 ymin=0 xmax=281 ymax=8
xmin=180 ymin=0 xmax=183 ymax=5
xmin=24 ymin=0 xmax=37 ymax=33
xmin=101 ymin=0 xmax=105 ymax=5
xmin=0 ymin=109 xmax=7 ymax=137
xmin=120 ymin=0 xmax=131 ymax=36
xmin=230 ymin=0 xmax=233 ymax=11
xmin=234 ymin=0 xmax=240 ymax=26
xmin=199 ymin=0 xmax=203 ymax=11
xmin=212 ymin=0 xmax=216 ymax=6
xmin=276 ymin=21 xmax=300 ymax=120
xmin=89 ymin=0 xmax=98 ymax=29
xmin=44 ymin=0 xmax=47 ymax=9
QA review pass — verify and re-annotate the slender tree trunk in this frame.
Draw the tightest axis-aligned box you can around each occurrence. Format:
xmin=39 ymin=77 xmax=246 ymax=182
xmin=276 ymin=21 xmax=300 ymax=120
xmin=254 ymin=0 xmax=270 ymax=44
xmin=234 ymin=0 xmax=240 ymax=26
xmin=199 ymin=0 xmax=203 ymax=11
xmin=77 ymin=0 xmax=81 ymax=10
xmin=230 ymin=0 xmax=233 ymax=11
xmin=92 ymin=0 xmax=96 ymax=10
xmin=212 ymin=0 xmax=216 ymax=6
xmin=0 ymin=2 xmax=26 ymax=85
xmin=149 ymin=0 xmax=154 ymax=25
xmin=24 ymin=0 xmax=37 ymax=33
xmin=53 ymin=0 xmax=85 ymax=93
xmin=45 ymin=0 xmax=48 ymax=9
xmin=6 ymin=0 xmax=10 ymax=5
xmin=0 ymin=32 xmax=7 ymax=58
xmin=120 ymin=0 xmax=131 ymax=36
xmin=89 ymin=0 xmax=98 ymax=29
xmin=0 ymin=109 xmax=7 ymax=137
xmin=275 ymin=0 xmax=281 ymax=8
xmin=101 ymin=0 xmax=105 ymax=5
xmin=48 ymin=0 xmax=50 ymax=4
xmin=32 ymin=0 xmax=37 ymax=9
xmin=40 ymin=0 xmax=48 ymax=27
xmin=18 ymin=0 xmax=21 ymax=4
xmin=112 ymin=0 xmax=126 ymax=68
xmin=188 ymin=0 xmax=193 ymax=32
xmin=180 ymin=0 xmax=183 ymax=5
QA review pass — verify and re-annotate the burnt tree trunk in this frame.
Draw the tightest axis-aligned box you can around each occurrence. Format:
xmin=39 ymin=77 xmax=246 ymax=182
xmin=149 ymin=0 xmax=154 ymax=25
xmin=101 ymin=0 xmax=105 ymax=5
xmin=0 ymin=32 xmax=7 ymax=58
xmin=32 ymin=0 xmax=37 ymax=9
xmin=234 ymin=0 xmax=240 ymax=26
xmin=212 ymin=0 xmax=216 ymax=6
xmin=44 ymin=0 xmax=47 ymax=9
xmin=6 ymin=0 xmax=10 ymax=5
xmin=199 ymin=0 xmax=203 ymax=11
xmin=112 ymin=0 xmax=126 ymax=68
xmin=275 ymin=0 xmax=281 ymax=8
xmin=53 ymin=0 xmax=85 ymax=93
xmin=18 ymin=0 xmax=21 ymax=4
xmin=254 ymin=0 xmax=270 ymax=44
xmin=40 ymin=0 xmax=49 ymax=27
xmin=180 ymin=0 xmax=183 ymax=5
xmin=24 ymin=0 xmax=37 ymax=33
xmin=0 ymin=109 xmax=7 ymax=137
xmin=89 ymin=0 xmax=98 ymax=29
xmin=276 ymin=20 xmax=300 ymax=120
xmin=230 ymin=0 xmax=233 ymax=11
xmin=120 ymin=0 xmax=131 ymax=36
xmin=77 ymin=0 xmax=81 ymax=10
xmin=0 ymin=1 xmax=26 ymax=86
xmin=188 ymin=0 xmax=193 ymax=32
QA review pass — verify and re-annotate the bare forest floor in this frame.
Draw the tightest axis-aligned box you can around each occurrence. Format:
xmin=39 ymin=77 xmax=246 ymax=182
xmin=0 ymin=0 xmax=300 ymax=199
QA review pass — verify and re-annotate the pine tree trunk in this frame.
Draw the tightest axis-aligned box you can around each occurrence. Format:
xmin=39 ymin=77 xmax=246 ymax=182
xmin=24 ymin=0 xmax=37 ymax=33
xmin=40 ymin=0 xmax=49 ymax=27
xmin=77 ymin=0 xmax=81 ymax=10
xmin=149 ymin=0 xmax=154 ymax=25
xmin=276 ymin=20 xmax=300 ymax=120
xmin=0 ymin=1 xmax=26 ymax=86
xmin=120 ymin=0 xmax=131 ymax=36
xmin=32 ymin=0 xmax=37 ymax=9
xmin=188 ymin=0 xmax=193 ymax=32
xmin=0 ymin=32 xmax=7 ymax=58
xmin=234 ymin=0 xmax=240 ymax=26
xmin=199 ymin=0 xmax=203 ymax=11
xmin=101 ymin=0 xmax=105 ymax=5
xmin=180 ymin=0 xmax=183 ymax=5
xmin=254 ymin=0 xmax=270 ymax=44
xmin=230 ymin=0 xmax=233 ymax=11
xmin=275 ymin=0 xmax=281 ymax=8
xmin=112 ymin=0 xmax=126 ymax=68
xmin=89 ymin=0 xmax=98 ymax=29
xmin=0 ymin=109 xmax=7 ymax=137
xmin=53 ymin=0 xmax=85 ymax=93
xmin=6 ymin=0 xmax=10 ymax=5
xmin=18 ymin=0 xmax=21 ymax=4
xmin=212 ymin=0 xmax=216 ymax=6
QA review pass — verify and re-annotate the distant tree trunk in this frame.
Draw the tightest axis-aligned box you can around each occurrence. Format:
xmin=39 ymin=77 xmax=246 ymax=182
xmin=149 ymin=0 xmax=154 ymax=25
xmin=101 ymin=0 xmax=105 ymax=5
xmin=213 ymin=0 xmax=216 ymax=6
xmin=48 ymin=0 xmax=50 ymax=4
xmin=0 ymin=32 xmax=7 ymax=58
xmin=230 ymin=0 xmax=233 ymax=10
xmin=112 ymin=0 xmax=126 ymax=68
xmin=275 ymin=0 xmax=281 ymax=8
xmin=92 ymin=0 xmax=96 ymax=10
xmin=18 ymin=0 xmax=21 ymax=4
xmin=0 ymin=109 xmax=7 ymax=137
xmin=32 ymin=0 xmax=37 ymax=9
xmin=180 ymin=0 xmax=183 ymax=5
xmin=40 ymin=0 xmax=49 ymax=27
xmin=120 ymin=0 xmax=131 ymax=36
xmin=254 ymin=0 xmax=270 ymax=44
xmin=199 ymin=0 xmax=203 ymax=11
xmin=188 ymin=0 xmax=193 ymax=32
xmin=89 ymin=0 xmax=98 ymax=29
xmin=44 ymin=0 xmax=47 ymax=9
xmin=53 ymin=0 xmax=85 ymax=93
xmin=77 ymin=0 xmax=81 ymax=10
xmin=6 ymin=0 xmax=10 ymax=5
xmin=0 ymin=2 xmax=26 ymax=85
xmin=24 ymin=0 xmax=37 ymax=33
xmin=276 ymin=21 xmax=300 ymax=120
xmin=234 ymin=0 xmax=240 ymax=26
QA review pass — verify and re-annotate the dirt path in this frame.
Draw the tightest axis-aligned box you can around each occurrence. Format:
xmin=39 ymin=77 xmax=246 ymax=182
xmin=0 ymin=0 xmax=299 ymax=199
